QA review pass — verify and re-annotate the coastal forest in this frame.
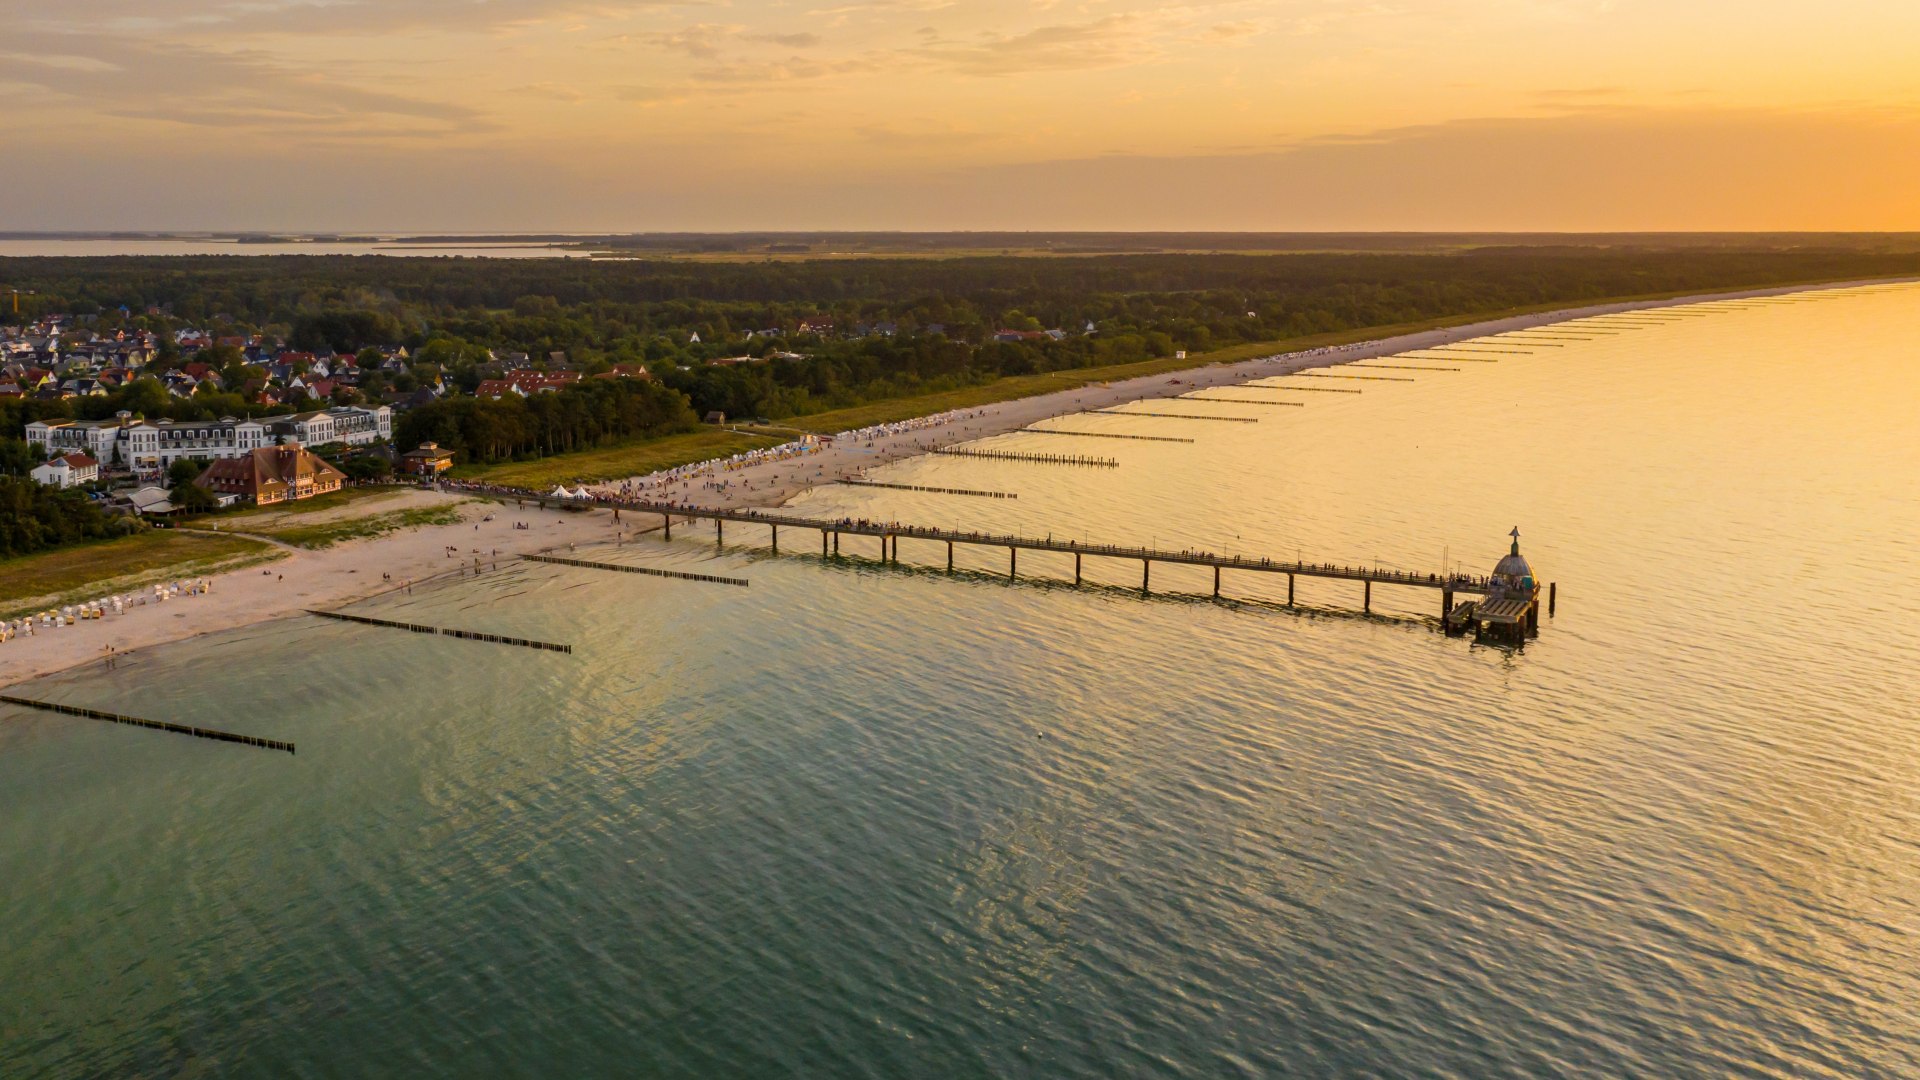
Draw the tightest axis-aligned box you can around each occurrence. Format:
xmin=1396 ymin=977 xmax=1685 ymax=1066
xmin=6 ymin=246 xmax=1920 ymax=459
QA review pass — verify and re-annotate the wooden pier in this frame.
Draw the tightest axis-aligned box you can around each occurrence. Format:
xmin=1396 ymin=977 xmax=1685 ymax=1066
xmin=308 ymin=609 xmax=573 ymax=653
xmin=1 ymin=694 xmax=295 ymax=754
xmin=514 ymin=495 xmax=1535 ymax=619
xmin=932 ymin=447 xmax=1118 ymax=467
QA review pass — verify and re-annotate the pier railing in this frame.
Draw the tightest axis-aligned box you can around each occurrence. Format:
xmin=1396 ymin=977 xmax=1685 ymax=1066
xmin=463 ymin=485 xmax=1495 ymax=596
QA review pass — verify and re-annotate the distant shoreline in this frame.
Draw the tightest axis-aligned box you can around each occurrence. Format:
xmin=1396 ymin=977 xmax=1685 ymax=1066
xmin=3 ymin=275 xmax=1912 ymax=692
xmin=584 ymin=276 xmax=1920 ymax=515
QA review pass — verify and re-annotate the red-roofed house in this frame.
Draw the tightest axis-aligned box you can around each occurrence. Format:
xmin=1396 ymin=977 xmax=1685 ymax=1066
xmin=31 ymin=453 xmax=100 ymax=488
xmin=196 ymin=445 xmax=345 ymax=506
xmin=475 ymin=379 xmax=527 ymax=400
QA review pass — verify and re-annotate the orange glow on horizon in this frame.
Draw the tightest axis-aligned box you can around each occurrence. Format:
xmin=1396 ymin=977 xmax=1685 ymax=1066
xmin=3 ymin=1 xmax=1919 ymax=230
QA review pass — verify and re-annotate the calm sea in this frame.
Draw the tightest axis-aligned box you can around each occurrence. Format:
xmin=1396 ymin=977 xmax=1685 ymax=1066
xmin=4 ymin=285 xmax=1918 ymax=1078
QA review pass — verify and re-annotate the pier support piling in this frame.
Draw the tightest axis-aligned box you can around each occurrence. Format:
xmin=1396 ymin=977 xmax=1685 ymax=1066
xmin=947 ymin=541 xmax=954 ymax=571
xmin=771 ymin=525 xmax=778 ymax=554
xmin=1075 ymin=552 xmax=1082 ymax=585
xmin=1143 ymin=559 xmax=1151 ymax=593
xmin=1549 ymin=582 xmax=1557 ymax=617
xmin=1287 ymin=574 xmax=1295 ymax=606
xmin=1214 ymin=566 xmax=1221 ymax=597
xmin=1364 ymin=580 xmax=1372 ymax=613
xmin=662 ymin=513 xmax=671 ymax=540
xmin=1010 ymin=547 xmax=1017 ymax=580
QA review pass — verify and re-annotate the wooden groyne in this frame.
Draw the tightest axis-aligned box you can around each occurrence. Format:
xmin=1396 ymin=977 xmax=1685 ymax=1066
xmin=308 ymin=609 xmax=573 ymax=653
xmin=523 ymin=553 xmax=750 ymax=586
xmin=1245 ymin=383 xmax=1362 ymax=394
xmin=1024 ymin=428 xmax=1195 ymax=444
xmin=1288 ymin=372 xmax=1417 ymax=383
xmin=1353 ymin=364 xmax=1460 ymax=372
xmin=932 ymin=447 xmax=1118 ymax=468
xmin=1091 ymin=409 xmax=1258 ymax=423
xmin=1422 ymin=346 xmax=1533 ymax=355
xmin=837 ymin=479 xmax=1017 ymax=499
xmin=1177 ymin=396 xmax=1305 ymax=407
xmin=1402 ymin=354 xmax=1499 ymax=363
xmin=0 ymin=694 xmax=295 ymax=754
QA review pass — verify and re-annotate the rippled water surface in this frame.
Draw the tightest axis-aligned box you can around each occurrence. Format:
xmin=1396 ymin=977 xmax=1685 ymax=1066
xmin=5 ymin=285 xmax=1919 ymax=1078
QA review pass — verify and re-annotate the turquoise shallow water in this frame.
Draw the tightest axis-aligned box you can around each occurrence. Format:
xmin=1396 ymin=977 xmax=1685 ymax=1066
xmin=4 ymin=285 xmax=1919 ymax=1077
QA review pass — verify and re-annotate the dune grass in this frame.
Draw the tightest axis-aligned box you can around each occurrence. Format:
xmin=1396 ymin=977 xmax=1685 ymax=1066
xmin=239 ymin=504 xmax=469 ymax=549
xmin=449 ymin=429 xmax=781 ymax=488
xmin=0 ymin=531 xmax=279 ymax=619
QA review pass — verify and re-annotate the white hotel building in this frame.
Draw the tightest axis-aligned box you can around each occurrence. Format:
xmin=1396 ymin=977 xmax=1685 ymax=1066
xmin=27 ymin=406 xmax=391 ymax=479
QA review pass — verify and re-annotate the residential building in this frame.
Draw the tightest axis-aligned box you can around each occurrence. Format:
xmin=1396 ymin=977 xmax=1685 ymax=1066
xmin=27 ymin=405 xmax=390 ymax=479
xmin=30 ymin=453 xmax=100 ymax=488
xmin=401 ymin=442 xmax=456 ymax=477
xmin=266 ymin=406 xmax=392 ymax=448
xmin=196 ymin=444 xmax=346 ymax=506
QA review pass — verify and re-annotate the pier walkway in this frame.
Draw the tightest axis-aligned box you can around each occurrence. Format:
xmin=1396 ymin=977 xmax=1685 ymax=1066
xmin=490 ymin=490 xmax=1505 ymax=612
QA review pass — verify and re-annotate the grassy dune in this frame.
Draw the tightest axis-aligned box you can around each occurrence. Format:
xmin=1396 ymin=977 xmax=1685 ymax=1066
xmin=0 ymin=531 xmax=279 ymax=619
xmin=449 ymin=429 xmax=781 ymax=488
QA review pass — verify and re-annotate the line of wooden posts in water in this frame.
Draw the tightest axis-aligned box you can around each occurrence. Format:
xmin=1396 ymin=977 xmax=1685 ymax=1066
xmin=524 ymin=553 xmax=750 ymax=586
xmin=0 ymin=694 xmax=296 ymax=754
xmin=931 ymin=447 xmax=1119 ymax=467
xmin=1023 ymin=427 xmax=1195 ymax=443
xmin=836 ymin=479 xmax=1017 ymax=499
xmin=308 ymin=609 xmax=573 ymax=652
xmin=1089 ymin=409 xmax=1259 ymax=423
xmin=1179 ymin=396 xmax=1305 ymax=406
xmin=522 ymin=494 xmax=1546 ymax=618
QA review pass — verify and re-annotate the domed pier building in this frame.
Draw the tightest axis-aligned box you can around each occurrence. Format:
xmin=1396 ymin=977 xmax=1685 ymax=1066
xmin=1466 ymin=528 xmax=1544 ymax=642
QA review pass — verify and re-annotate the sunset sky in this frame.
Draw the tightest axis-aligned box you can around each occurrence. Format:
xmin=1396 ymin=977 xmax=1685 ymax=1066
xmin=5 ymin=0 xmax=1920 ymax=231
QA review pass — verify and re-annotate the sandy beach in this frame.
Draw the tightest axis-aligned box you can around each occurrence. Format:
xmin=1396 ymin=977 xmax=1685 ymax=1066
xmin=587 ymin=278 xmax=1914 ymax=514
xmin=0 ymin=277 xmax=1902 ymax=689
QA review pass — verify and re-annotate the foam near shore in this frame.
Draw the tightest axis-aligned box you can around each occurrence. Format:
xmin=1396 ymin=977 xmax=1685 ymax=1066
xmin=0 ymin=278 xmax=1903 ymax=689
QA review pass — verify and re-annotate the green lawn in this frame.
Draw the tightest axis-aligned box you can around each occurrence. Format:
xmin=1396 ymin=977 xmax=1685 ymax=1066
xmin=0 ymin=530 xmax=280 ymax=619
xmin=448 ymin=428 xmax=781 ymax=488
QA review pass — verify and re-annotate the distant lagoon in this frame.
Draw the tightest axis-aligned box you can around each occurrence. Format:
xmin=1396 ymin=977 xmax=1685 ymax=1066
xmin=0 ymin=238 xmax=593 ymax=259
